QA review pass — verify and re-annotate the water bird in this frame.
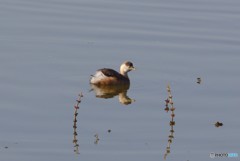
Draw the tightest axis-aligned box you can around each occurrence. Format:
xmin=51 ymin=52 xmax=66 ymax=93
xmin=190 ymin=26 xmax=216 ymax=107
xmin=90 ymin=61 xmax=135 ymax=85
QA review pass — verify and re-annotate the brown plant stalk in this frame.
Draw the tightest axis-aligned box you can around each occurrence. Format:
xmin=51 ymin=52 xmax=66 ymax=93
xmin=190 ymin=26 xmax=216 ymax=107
xmin=73 ymin=92 xmax=83 ymax=154
xmin=164 ymin=84 xmax=176 ymax=160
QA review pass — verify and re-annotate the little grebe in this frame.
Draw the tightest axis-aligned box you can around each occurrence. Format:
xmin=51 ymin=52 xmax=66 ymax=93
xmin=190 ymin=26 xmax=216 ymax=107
xmin=90 ymin=61 xmax=135 ymax=85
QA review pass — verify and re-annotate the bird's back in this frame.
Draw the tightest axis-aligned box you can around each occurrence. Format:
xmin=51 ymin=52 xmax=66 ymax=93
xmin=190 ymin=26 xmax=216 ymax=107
xmin=90 ymin=68 xmax=129 ymax=85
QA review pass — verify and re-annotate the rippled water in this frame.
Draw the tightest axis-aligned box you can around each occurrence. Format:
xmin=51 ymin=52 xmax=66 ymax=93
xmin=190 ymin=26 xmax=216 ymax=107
xmin=0 ymin=0 xmax=240 ymax=161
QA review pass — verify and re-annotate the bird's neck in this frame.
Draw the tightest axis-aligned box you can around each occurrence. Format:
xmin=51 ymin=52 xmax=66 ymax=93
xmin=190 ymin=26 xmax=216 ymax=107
xmin=120 ymin=68 xmax=128 ymax=78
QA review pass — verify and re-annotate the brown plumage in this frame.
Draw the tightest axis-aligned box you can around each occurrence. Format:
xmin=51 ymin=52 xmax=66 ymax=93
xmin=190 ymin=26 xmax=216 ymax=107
xmin=90 ymin=61 xmax=135 ymax=85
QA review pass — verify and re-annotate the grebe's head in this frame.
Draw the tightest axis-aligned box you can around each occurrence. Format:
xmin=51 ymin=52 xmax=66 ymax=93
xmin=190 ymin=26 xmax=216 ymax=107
xmin=120 ymin=61 xmax=135 ymax=75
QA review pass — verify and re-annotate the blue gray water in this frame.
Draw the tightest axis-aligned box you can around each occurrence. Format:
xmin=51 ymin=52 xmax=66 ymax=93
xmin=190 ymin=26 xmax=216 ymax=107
xmin=0 ymin=0 xmax=240 ymax=161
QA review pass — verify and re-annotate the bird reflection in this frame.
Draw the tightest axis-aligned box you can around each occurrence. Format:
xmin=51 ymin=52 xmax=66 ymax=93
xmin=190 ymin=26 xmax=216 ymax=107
xmin=90 ymin=84 xmax=135 ymax=105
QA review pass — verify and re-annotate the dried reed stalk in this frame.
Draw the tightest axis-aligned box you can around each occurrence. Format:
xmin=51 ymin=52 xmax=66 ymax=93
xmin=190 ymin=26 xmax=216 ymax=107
xmin=73 ymin=92 xmax=83 ymax=154
xmin=164 ymin=84 xmax=176 ymax=160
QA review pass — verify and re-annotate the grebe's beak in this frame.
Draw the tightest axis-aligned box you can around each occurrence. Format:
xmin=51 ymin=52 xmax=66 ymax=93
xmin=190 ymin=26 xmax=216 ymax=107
xmin=131 ymin=66 xmax=136 ymax=70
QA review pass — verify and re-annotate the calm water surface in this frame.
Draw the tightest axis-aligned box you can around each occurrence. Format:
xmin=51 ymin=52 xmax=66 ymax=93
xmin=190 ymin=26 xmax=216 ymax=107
xmin=0 ymin=0 xmax=240 ymax=161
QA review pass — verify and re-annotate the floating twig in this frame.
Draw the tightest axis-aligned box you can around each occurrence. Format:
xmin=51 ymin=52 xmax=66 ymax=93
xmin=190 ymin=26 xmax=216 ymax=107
xmin=94 ymin=133 xmax=100 ymax=144
xmin=215 ymin=121 xmax=223 ymax=127
xmin=197 ymin=77 xmax=202 ymax=84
